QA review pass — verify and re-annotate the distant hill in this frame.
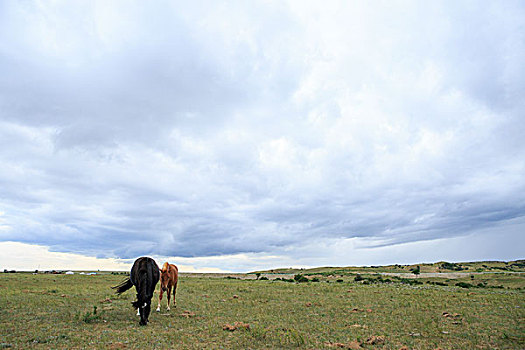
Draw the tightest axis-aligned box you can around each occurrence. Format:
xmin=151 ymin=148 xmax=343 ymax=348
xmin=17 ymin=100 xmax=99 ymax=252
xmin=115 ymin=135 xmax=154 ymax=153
xmin=252 ymin=259 xmax=525 ymax=275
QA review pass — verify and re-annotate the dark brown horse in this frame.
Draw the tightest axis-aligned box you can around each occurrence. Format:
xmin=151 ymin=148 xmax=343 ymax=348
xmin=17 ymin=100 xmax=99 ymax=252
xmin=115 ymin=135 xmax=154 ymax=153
xmin=112 ymin=257 xmax=160 ymax=325
xmin=156 ymin=262 xmax=178 ymax=312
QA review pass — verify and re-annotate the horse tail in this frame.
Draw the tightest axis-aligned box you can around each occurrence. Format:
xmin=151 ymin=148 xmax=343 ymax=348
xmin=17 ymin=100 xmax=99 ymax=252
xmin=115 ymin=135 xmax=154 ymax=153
xmin=112 ymin=278 xmax=133 ymax=294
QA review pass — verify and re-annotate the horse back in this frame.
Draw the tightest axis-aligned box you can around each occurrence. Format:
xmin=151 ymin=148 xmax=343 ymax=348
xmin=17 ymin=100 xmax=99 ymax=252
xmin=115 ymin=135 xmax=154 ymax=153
xmin=131 ymin=257 xmax=160 ymax=292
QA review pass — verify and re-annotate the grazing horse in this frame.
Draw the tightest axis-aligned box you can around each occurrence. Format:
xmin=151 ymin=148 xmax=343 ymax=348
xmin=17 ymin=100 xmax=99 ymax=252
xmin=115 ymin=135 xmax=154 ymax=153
xmin=112 ymin=257 xmax=160 ymax=325
xmin=156 ymin=262 xmax=179 ymax=312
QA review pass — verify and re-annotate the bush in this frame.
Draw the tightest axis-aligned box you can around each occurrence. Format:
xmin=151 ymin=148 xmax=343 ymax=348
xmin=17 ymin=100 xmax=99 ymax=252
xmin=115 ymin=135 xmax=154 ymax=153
xmin=400 ymin=278 xmax=423 ymax=285
xmin=410 ymin=266 xmax=421 ymax=275
xmin=259 ymin=276 xmax=268 ymax=281
xmin=336 ymin=279 xmax=344 ymax=283
xmin=275 ymin=278 xmax=294 ymax=283
xmin=427 ymin=281 xmax=447 ymax=286
xmin=311 ymin=277 xmax=320 ymax=282
xmin=455 ymin=282 xmax=473 ymax=289
xmin=294 ymin=274 xmax=309 ymax=283
xmin=441 ymin=262 xmax=466 ymax=271
xmin=354 ymin=274 xmax=363 ymax=282
xmin=490 ymin=285 xmax=504 ymax=289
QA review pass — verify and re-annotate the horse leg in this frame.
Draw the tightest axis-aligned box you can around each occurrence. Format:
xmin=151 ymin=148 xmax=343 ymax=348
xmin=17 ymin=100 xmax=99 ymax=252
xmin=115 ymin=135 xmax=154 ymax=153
xmin=141 ymin=302 xmax=150 ymax=326
xmin=166 ymin=286 xmax=172 ymax=311
xmin=172 ymin=281 xmax=178 ymax=308
xmin=156 ymin=288 xmax=163 ymax=312
xmin=135 ymin=294 xmax=141 ymax=315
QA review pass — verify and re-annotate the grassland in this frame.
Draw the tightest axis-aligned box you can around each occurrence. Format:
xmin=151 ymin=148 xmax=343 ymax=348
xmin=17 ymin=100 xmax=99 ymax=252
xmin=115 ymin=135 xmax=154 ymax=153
xmin=1 ymin=268 xmax=524 ymax=349
xmin=253 ymin=259 xmax=525 ymax=275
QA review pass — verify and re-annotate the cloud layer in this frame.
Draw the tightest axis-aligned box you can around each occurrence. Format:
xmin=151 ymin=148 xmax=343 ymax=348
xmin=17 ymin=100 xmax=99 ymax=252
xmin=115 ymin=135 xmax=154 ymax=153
xmin=1 ymin=1 xmax=524 ymax=268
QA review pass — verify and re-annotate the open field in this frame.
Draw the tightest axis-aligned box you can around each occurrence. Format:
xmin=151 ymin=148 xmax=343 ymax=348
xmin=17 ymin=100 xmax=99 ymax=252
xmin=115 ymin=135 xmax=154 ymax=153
xmin=1 ymin=271 xmax=524 ymax=349
xmin=253 ymin=259 xmax=525 ymax=275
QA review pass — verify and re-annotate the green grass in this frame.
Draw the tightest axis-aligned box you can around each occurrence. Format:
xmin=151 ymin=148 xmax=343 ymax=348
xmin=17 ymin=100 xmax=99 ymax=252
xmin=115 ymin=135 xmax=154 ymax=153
xmin=0 ymin=273 xmax=524 ymax=349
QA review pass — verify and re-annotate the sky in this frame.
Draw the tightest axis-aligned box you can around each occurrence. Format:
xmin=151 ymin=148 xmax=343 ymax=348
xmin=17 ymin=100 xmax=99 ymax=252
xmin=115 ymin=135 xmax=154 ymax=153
xmin=1 ymin=1 xmax=524 ymax=272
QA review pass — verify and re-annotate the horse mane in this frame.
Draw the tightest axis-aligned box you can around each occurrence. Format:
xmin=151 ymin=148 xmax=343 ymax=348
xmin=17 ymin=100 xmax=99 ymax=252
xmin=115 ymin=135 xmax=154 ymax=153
xmin=162 ymin=262 xmax=169 ymax=272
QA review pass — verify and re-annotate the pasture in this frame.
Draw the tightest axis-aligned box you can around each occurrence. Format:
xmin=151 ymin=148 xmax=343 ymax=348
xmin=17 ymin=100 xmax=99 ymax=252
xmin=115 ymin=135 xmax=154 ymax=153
xmin=0 ymin=271 xmax=524 ymax=349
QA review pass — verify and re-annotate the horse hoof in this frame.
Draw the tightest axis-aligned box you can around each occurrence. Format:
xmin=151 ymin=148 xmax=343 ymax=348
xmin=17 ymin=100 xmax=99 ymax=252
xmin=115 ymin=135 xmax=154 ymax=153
xmin=156 ymin=307 xmax=160 ymax=312
xmin=167 ymin=307 xmax=170 ymax=311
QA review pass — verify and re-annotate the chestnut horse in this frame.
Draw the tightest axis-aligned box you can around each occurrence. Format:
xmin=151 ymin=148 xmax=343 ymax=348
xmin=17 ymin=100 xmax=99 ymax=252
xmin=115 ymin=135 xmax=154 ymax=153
xmin=112 ymin=257 xmax=160 ymax=325
xmin=156 ymin=262 xmax=179 ymax=312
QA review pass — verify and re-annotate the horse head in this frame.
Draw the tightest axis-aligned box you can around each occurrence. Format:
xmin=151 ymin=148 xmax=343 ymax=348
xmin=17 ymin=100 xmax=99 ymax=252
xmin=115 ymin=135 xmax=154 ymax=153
xmin=159 ymin=263 xmax=170 ymax=292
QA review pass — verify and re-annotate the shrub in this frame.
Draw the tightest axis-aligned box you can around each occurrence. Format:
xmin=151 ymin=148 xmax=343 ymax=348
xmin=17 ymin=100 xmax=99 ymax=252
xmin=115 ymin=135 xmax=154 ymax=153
xmin=354 ymin=274 xmax=363 ymax=282
xmin=374 ymin=276 xmax=387 ymax=283
xmin=259 ymin=276 xmax=268 ymax=281
xmin=410 ymin=266 xmax=420 ymax=275
xmin=455 ymin=282 xmax=473 ymax=289
xmin=490 ymin=285 xmax=504 ymax=289
xmin=510 ymin=261 xmax=525 ymax=268
xmin=427 ymin=281 xmax=447 ymax=286
xmin=441 ymin=262 xmax=466 ymax=271
xmin=400 ymin=278 xmax=423 ymax=285
xmin=311 ymin=277 xmax=320 ymax=282
xmin=294 ymin=274 xmax=309 ymax=283
xmin=276 ymin=278 xmax=294 ymax=283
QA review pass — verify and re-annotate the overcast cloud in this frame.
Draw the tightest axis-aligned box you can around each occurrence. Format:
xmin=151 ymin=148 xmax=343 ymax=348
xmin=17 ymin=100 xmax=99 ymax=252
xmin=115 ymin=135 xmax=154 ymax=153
xmin=1 ymin=1 xmax=524 ymax=271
